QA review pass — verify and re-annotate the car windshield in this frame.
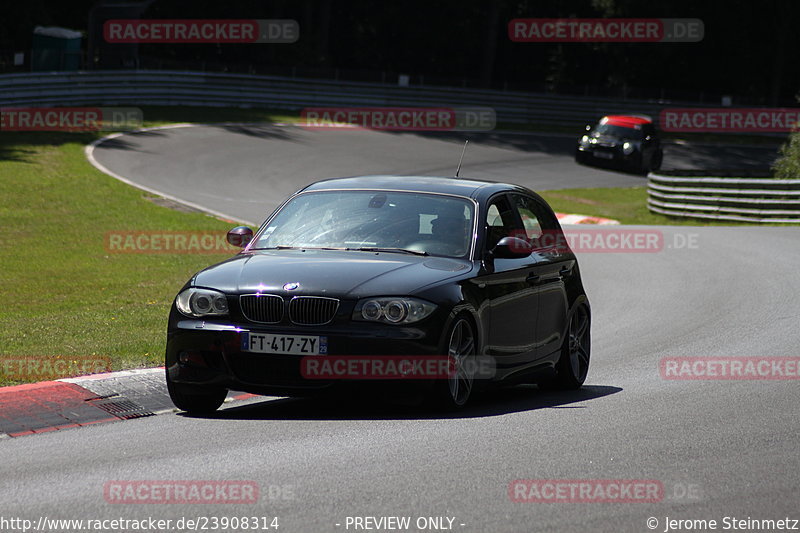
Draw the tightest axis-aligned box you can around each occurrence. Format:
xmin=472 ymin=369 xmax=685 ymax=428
xmin=592 ymin=123 xmax=643 ymax=139
xmin=251 ymin=190 xmax=474 ymax=258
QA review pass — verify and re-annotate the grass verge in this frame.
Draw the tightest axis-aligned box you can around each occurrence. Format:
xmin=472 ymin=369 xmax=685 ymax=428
xmin=0 ymin=107 xmax=300 ymax=386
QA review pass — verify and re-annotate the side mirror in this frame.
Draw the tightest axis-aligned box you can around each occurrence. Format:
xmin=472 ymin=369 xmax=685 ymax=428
xmin=491 ymin=236 xmax=532 ymax=259
xmin=584 ymin=124 xmax=592 ymax=132
xmin=227 ymin=226 xmax=253 ymax=248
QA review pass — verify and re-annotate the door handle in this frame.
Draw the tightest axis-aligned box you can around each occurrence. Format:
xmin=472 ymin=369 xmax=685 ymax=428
xmin=559 ymin=266 xmax=571 ymax=277
xmin=526 ymin=273 xmax=540 ymax=284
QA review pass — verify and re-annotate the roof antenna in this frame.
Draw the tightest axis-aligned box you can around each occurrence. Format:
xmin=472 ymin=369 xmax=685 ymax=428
xmin=454 ymin=140 xmax=468 ymax=178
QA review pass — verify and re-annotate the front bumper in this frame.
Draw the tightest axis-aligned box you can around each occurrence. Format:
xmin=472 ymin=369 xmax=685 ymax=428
xmin=576 ymin=146 xmax=640 ymax=169
xmin=165 ymin=316 xmax=445 ymax=397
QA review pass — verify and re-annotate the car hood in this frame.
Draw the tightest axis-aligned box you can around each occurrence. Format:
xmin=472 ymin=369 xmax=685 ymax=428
xmin=192 ymin=249 xmax=473 ymax=298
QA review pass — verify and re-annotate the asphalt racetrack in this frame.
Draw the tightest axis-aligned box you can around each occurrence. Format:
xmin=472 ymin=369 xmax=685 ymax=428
xmin=2 ymin=125 xmax=797 ymax=532
xmin=90 ymin=124 xmax=781 ymax=224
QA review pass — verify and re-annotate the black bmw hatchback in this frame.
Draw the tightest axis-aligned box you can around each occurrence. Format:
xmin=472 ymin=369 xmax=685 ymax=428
xmin=165 ymin=176 xmax=591 ymax=412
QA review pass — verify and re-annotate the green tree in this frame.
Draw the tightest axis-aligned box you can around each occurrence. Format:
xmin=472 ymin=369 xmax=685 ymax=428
xmin=773 ymin=129 xmax=800 ymax=179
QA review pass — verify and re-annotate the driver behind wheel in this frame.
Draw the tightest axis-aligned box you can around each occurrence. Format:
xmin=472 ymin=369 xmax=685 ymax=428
xmin=429 ymin=208 xmax=470 ymax=256
xmin=368 ymin=205 xmax=419 ymax=247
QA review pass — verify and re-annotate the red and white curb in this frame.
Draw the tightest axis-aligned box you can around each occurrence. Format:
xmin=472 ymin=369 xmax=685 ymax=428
xmin=555 ymin=212 xmax=620 ymax=225
xmin=0 ymin=368 xmax=256 ymax=439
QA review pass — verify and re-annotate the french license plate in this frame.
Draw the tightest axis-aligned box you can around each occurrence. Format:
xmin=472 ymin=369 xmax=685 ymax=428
xmin=241 ymin=332 xmax=327 ymax=355
xmin=593 ymin=151 xmax=614 ymax=160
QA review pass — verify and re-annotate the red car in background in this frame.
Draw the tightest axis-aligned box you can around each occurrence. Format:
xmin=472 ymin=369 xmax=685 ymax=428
xmin=575 ymin=115 xmax=663 ymax=174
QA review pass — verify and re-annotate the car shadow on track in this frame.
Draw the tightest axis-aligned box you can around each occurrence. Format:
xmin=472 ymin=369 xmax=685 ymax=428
xmin=180 ymin=384 xmax=622 ymax=421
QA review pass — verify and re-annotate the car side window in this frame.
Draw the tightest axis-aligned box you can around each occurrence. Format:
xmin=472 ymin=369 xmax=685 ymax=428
xmin=512 ymin=199 xmax=543 ymax=240
xmin=485 ymin=196 xmax=521 ymax=250
xmin=511 ymin=194 xmax=560 ymax=248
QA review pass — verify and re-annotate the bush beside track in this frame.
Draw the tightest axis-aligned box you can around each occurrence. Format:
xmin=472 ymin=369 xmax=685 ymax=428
xmin=773 ymin=129 xmax=800 ymax=179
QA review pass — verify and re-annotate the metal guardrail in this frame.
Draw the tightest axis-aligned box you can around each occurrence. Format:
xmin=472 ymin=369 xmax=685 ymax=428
xmin=0 ymin=70 xmax=699 ymax=128
xmin=647 ymin=172 xmax=800 ymax=223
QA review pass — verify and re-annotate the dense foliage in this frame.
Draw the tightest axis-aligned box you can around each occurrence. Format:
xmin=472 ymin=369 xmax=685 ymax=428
xmin=2 ymin=0 xmax=799 ymax=104
xmin=773 ymin=129 xmax=800 ymax=179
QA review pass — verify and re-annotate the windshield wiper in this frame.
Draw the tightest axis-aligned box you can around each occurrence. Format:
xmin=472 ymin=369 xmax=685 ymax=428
xmin=250 ymin=245 xmax=351 ymax=251
xmin=251 ymin=245 xmax=428 ymax=256
xmin=249 ymin=245 xmax=298 ymax=250
xmin=349 ymin=247 xmax=429 ymax=256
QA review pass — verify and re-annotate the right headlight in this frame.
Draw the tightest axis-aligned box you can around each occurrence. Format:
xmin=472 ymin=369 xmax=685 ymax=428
xmin=579 ymin=135 xmax=590 ymax=147
xmin=353 ymin=297 xmax=437 ymax=324
xmin=622 ymin=141 xmax=635 ymax=155
xmin=175 ymin=288 xmax=229 ymax=317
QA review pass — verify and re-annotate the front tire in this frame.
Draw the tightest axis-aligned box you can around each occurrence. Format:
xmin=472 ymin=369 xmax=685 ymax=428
xmin=651 ymin=150 xmax=663 ymax=171
xmin=540 ymin=305 xmax=590 ymax=390
xmin=166 ymin=370 xmax=227 ymax=414
xmin=431 ymin=316 xmax=477 ymax=410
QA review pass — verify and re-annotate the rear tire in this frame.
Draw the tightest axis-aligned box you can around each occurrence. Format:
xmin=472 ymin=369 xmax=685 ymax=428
xmin=166 ymin=370 xmax=227 ymax=414
xmin=540 ymin=305 xmax=590 ymax=390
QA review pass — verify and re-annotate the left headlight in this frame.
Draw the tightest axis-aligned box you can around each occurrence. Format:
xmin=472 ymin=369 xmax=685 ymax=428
xmin=353 ymin=297 xmax=436 ymax=324
xmin=622 ymin=141 xmax=635 ymax=155
xmin=175 ymin=288 xmax=229 ymax=317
